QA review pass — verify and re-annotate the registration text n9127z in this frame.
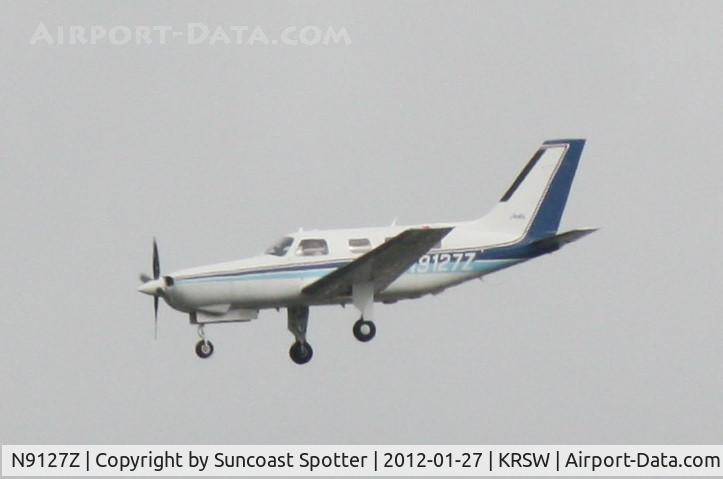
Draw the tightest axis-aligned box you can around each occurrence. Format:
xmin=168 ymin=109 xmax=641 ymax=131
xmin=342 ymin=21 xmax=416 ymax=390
xmin=408 ymin=251 xmax=477 ymax=273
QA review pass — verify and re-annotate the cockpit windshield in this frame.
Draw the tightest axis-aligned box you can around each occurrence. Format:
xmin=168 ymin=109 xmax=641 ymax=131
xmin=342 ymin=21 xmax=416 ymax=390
xmin=265 ymin=236 xmax=294 ymax=256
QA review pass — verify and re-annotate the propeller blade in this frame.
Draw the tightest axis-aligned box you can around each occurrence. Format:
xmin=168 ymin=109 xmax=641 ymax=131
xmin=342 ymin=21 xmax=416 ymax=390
xmin=149 ymin=238 xmax=163 ymax=340
xmin=152 ymin=238 xmax=160 ymax=280
xmin=154 ymin=294 xmax=159 ymax=340
xmin=140 ymin=273 xmax=152 ymax=283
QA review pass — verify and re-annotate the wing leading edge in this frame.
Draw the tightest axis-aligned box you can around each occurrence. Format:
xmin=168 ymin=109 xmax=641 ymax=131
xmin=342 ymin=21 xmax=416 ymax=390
xmin=301 ymin=227 xmax=453 ymax=299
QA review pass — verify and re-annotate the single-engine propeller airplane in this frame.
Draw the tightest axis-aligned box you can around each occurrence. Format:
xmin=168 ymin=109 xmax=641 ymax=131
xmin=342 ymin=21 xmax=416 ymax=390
xmin=138 ymin=139 xmax=595 ymax=364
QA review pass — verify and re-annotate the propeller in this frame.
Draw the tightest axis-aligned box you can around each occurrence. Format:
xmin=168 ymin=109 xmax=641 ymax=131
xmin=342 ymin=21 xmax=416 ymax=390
xmin=152 ymin=238 xmax=160 ymax=340
xmin=138 ymin=238 xmax=166 ymax=340
xmin=153 ymin=239 xmax=160 ymax=280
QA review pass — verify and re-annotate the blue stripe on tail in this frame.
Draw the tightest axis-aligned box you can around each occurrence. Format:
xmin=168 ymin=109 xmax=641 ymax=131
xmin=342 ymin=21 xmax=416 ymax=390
xmin=525 ymin=139 xmax=585 ymax=241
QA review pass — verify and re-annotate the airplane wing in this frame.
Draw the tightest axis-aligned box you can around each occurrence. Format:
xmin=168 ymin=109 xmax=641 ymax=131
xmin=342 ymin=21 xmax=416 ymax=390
xmin=301 ymin=227 xmax=453 ymax=298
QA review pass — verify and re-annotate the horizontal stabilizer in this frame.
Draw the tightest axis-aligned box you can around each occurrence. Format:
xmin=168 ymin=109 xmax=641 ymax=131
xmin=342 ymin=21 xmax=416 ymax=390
xmin=530 ymin=228 xmax=598 ymax=251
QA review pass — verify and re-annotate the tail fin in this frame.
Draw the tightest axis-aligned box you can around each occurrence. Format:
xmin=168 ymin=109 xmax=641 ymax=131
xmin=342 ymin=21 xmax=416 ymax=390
xmin=474 ymin=139 xmax=585 ymax=242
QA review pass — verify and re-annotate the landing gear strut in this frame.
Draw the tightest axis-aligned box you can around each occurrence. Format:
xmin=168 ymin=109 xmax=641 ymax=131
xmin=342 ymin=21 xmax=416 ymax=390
xmin=352 ymin=282 xmax=376 ymax=343
xmin=287 ymin=305 xmax=313 ymax=365
xmin=195 ymin=325 xmax=214 ymax=359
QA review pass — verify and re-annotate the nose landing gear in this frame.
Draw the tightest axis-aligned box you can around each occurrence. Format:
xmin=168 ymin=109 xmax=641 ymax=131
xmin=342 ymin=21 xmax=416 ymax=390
xmin=195 ymin=339 xmax=214 ymax=358
xmin=194 ymin=325 xmax=214 ymax=359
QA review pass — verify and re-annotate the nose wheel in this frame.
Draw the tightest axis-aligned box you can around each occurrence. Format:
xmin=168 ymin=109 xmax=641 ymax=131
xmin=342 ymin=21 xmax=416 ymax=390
xmin=195 ymin=339 xmax=214 ymax=358
xmin=353 ymin=317 xmax=376 ymax=342
xmin=194 ymin=325 xmax=214 ymax=359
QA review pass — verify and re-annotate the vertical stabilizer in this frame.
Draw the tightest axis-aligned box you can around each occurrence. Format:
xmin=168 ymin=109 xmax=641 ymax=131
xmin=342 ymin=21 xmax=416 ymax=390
xmin=474 ymin=139 xmax=585 ymax=242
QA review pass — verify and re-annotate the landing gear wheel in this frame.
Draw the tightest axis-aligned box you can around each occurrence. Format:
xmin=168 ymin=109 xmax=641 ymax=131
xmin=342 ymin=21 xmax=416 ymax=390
xmin=289 ymin=341 xmax=313 ymax=365
xmin=195 ymin=340 xmax=214 ymax=359
xmin=353 ymin=318 xmax=376 ymax=342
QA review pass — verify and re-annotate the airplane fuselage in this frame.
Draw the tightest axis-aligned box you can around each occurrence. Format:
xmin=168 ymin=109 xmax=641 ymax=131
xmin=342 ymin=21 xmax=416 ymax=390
xmin=137 ymin=139 xmax=594 ymax=364
xmin=163 ymin=223 xmax=537 ymax=313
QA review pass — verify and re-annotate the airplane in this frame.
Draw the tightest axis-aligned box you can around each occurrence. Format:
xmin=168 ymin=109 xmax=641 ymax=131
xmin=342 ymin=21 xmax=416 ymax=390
xmin=138 ymin=139 xmax=596 ymax=365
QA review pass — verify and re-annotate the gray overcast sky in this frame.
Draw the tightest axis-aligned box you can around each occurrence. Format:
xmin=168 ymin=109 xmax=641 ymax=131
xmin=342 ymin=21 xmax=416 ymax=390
xmin=1 ymin=0 xmax=722 ymax=446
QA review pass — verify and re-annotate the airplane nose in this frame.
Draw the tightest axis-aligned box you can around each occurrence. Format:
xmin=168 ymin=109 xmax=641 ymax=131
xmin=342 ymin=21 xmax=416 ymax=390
xmin=138 ymin=279 xmax=163 ymax=296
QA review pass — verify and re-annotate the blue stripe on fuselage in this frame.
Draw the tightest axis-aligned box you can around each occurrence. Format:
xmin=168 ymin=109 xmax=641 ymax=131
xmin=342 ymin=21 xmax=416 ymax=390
xmin=174 ymin=240 xmax=555 ymax=285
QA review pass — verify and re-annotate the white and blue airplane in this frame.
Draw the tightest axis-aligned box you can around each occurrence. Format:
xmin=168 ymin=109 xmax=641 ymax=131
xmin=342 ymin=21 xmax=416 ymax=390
xmin=138 ymin=139 xmax=595 ymax=364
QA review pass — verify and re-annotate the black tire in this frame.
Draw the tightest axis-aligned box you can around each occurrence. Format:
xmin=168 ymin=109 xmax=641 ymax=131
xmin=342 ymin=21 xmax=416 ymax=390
xmin=289 ymin=341 xmax=313 ymax=365
xmin=353 ymin=318 xmax=376 ymax=342
xmin=195 ymin=339 xmax=214 ymax=359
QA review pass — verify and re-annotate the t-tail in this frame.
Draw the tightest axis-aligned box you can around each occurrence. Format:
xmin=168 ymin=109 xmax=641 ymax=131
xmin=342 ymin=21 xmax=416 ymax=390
xmin=474 ymin=139 xmax=596 ymax=243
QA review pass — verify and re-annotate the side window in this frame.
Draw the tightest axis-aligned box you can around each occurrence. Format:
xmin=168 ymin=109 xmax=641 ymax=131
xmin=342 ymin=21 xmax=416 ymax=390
xmin=296 ymin=239 xmax=329 ymax=256
xmin=348 ymin=238 xmax=372 ymax=254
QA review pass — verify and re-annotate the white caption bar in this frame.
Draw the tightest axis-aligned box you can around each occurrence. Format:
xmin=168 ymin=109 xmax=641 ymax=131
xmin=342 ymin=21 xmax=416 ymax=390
xmin=2 ymin=445 xmax=722 ymax=476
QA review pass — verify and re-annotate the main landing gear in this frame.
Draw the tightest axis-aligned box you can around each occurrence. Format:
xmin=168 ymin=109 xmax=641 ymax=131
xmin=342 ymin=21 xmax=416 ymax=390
xmin=351 ymin=282 xmax=376 ymax=343
xmin=353 ymin=317 xmax=376 ymax=342
xmin=287 ymin=305 xmax=313 ymax=365
xmin=190 ymin=290 xmax=379 ymax=364
xmin=195 ymin=325 xmax=214 ymax=359
xmin=285 ymin=282 xmax=378 ymax=364
xmin=289 ymin=341 xmax=313 ymax=365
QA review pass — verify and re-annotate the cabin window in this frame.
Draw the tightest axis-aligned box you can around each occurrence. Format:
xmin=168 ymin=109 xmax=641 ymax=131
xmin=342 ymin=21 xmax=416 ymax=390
xmin=296 ymin=238 xmax=329 ymax=256
xmin=265 ymin=236 xmax=294 ymax=256
xmin=348 ymin=238 xmax=372 ymax=254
